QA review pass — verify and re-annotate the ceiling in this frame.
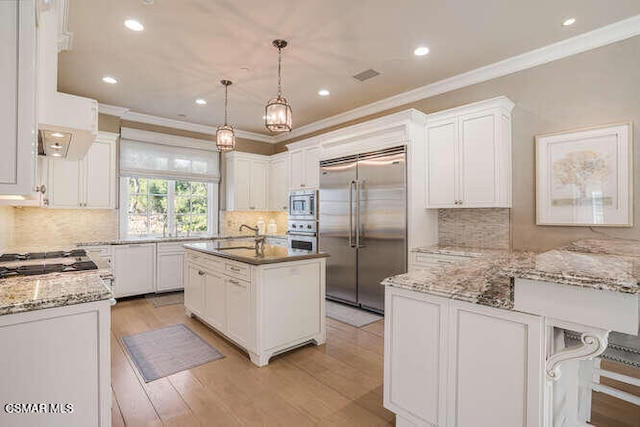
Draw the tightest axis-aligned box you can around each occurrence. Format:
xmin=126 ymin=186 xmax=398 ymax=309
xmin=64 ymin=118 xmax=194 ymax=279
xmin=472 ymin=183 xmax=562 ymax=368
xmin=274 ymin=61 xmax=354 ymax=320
xmin=58 ymin=0 xmax=640 ymax=137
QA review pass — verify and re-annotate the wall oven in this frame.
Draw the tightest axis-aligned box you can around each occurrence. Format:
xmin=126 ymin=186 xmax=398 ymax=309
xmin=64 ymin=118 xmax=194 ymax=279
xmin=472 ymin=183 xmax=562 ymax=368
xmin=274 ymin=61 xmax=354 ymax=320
xmin=288 ymin=190 xmax=318 ymax=251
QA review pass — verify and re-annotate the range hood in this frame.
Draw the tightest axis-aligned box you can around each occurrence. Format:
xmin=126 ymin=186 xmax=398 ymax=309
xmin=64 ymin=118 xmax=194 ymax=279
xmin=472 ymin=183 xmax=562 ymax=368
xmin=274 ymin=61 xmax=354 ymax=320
xmin=38 ymin=0 xmax=98 ymax=160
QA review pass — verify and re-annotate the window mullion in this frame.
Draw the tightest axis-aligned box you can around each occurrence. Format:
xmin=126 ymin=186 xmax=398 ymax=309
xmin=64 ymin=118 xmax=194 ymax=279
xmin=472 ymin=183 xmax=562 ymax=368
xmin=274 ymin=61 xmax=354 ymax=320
xmin=167 ymin=180 xmax=175 ymax=236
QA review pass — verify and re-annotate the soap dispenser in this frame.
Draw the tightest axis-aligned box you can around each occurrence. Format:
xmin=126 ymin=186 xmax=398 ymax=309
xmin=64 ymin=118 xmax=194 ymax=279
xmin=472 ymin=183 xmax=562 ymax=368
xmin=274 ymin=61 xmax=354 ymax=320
xmin=257 ymin=217 xmax=266 ymax=235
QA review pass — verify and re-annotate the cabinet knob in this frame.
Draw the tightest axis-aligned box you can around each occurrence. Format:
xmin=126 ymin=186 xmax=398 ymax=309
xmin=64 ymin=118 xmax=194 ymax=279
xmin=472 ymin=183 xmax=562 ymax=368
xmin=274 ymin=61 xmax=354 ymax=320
xmin=300 ymin=183 xmax=306 ymax=187
xmin=198 ymin=270 xmax=205 ymax=276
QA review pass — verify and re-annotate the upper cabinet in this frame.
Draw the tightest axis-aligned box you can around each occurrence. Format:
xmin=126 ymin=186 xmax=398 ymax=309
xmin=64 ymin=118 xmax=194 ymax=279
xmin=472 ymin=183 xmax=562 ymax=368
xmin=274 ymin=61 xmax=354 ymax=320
xmin=37 ymin=0 xmax=98 ymax=160
xmin=289 ymin=145 xmax=320 ymax=190
xmin=225 ymin=152 xmax=270 ymax=211
xmin=425 ymin=97 xmax=514 ymax=209
xmin=45 ymin=132 xmax=118 ymax=209
xmin=0 ymin=0 xmax=37 ymax=197
xmin=269 ymin=152 xmax=289 ymax=211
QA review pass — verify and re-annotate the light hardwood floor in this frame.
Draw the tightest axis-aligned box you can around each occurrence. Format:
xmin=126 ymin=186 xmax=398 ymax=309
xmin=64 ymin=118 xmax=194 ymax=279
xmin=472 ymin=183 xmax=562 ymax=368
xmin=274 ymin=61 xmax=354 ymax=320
xmin=110 ymin=297 xmax=393 ymax=426
xmin=111 ymin=297 xmax=640 ymax=427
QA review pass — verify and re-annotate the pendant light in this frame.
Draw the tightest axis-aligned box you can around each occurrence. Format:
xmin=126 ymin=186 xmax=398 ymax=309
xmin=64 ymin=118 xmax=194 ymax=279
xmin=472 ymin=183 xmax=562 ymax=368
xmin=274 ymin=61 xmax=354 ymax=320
xmin=216 ymin=80 xmax=235 ymax=151
xmin=265 ymin=39 xmax=292 ymax=132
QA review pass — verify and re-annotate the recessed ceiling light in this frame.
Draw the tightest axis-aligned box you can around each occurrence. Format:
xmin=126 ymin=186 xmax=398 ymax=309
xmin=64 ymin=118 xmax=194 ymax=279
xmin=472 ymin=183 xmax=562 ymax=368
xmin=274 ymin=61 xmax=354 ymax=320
xmin=49 ymin=143 xmax=62 ymax=150
xmin=102 ymin=76 xmax=118 ymax=84
xmin=413 ymin=46 xmax=430 ymax=56
xmin=124 ymin=19 xmax=144 ymax=32
xmin=318 ymin=89 xmax=330 ymax=97
xmin=562 ymin=18 xmax=576 ymax=27
xmin=195 ymin=98 xmax=207 ymax=105
xmin=50 ymin=132 xmax=65 ymax=138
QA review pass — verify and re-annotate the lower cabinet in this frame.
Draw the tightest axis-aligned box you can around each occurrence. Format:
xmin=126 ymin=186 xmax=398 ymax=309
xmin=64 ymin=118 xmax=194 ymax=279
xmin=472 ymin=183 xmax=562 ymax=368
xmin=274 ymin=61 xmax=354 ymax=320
xmin=111 ymin=243 xmax=156 ymax=298
xmin=184 ymin=249 xmax=326 ymax=366
xmin=384 ymin=287 xmax=543 ymax=427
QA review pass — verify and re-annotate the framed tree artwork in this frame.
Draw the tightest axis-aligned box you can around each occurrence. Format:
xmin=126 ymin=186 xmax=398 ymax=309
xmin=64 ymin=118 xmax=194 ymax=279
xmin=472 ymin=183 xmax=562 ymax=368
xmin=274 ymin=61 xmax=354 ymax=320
xmin=536 ymin=122 xmax=633 ymax=226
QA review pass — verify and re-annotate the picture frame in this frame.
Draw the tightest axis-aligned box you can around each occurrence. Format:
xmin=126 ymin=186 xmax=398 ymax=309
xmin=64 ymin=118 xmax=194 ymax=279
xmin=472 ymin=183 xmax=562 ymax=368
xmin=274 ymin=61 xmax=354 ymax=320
xmin=536 ymin=122 xmax=633 ymax=227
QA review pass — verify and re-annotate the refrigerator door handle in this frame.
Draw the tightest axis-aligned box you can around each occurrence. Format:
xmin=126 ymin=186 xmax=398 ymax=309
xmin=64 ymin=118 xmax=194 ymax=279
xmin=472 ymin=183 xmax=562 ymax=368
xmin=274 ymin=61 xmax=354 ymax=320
xmin=356 ymin=180 xmax=363 ymax=248
xmin=349 ymin=180 xmax=355 ymax=248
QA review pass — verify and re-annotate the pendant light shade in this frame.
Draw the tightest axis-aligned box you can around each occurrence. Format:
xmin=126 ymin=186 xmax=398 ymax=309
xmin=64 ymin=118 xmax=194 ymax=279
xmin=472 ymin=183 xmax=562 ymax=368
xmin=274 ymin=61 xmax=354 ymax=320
xmin=216 ymin=80 xmax=235 ymax=151
xmin=265 ymin=39 xmax=292 ymax=132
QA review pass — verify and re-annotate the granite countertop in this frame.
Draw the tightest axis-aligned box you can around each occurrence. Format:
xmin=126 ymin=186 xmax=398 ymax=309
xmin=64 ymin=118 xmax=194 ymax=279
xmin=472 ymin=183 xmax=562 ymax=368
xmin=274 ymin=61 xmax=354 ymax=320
xmin=0 ymin=270 xmax=113 ymax=316
xmin=76 ymin=234 xmax=289 ymax=247
xmin=184 ymin=240 xmax=328 ymax=265
xmin=411 ymin=245 xmax=505 ymax=258
xmin=385 ymin=239 xmax=640 ymax=311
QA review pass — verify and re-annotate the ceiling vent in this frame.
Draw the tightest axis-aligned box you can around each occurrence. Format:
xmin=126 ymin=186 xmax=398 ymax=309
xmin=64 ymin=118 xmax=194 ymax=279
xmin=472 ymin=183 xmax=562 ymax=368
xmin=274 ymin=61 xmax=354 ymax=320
xmin=352 ymin=69 xmax=380 ymax=82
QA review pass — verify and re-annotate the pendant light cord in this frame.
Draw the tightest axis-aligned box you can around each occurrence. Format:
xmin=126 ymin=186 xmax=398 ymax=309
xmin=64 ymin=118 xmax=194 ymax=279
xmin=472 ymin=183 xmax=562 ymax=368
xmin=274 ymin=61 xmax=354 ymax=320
xmin=224 ymin=83 xmax=229 ymax=125
xmin=277 ymin=47 xmax=282 ymax=98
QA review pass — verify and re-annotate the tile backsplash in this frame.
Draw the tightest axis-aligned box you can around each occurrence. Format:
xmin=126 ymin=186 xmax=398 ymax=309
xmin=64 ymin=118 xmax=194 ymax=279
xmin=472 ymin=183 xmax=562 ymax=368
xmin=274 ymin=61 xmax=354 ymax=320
xmin=7 ymin=207 xmax=119 ymax=252
xmin=219 ymin=211 xmax=288 ymax=236
xmin=438 ymin=208 xmax=510 ymax=250
xmin=0 ymin=206 xmax=15 ymax=252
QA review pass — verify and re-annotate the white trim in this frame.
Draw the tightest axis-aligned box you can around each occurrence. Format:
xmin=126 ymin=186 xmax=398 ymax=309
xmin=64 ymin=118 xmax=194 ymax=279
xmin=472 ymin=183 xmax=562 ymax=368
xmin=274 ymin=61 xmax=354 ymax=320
xmin=98 ymin=103 xmax=129 ymax=117
xmin=56 ymin=0 xmax=73 ymax=52
xmin=120 ymin=127 xmax=218 ymax=151
xmin=274 ymin=14 xmax=640 ymax=142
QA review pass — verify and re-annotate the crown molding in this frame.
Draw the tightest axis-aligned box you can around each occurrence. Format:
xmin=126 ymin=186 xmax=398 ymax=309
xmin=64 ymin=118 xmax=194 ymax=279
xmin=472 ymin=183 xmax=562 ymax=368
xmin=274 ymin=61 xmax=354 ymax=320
xmin=98 ymin=104 xmax=275 ymax=143
xmin=276 ymin=14 xmax=640 ymax=142
xmin=98 ymin=103 xmax=130 ymax=117
xmin=120 ymin=127 xmax=218 ymax=151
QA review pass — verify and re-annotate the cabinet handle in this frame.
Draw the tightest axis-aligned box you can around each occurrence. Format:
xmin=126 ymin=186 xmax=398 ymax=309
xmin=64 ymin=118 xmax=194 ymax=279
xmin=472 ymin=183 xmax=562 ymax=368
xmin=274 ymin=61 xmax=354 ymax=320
xmin=229 ymin=266 xmax=241 ymax=272
xmin=198 ymin=270 xmax=205 ymax=276
xmin=228 ymin=279 xmax=243 ymax=286
xmin=300 ymin=183 xmax=306 ymax=187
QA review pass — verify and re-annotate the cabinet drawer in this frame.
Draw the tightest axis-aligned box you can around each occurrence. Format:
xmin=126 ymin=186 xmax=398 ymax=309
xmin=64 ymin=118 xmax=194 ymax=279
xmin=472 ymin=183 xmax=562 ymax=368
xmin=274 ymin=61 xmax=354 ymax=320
xmin=224 ymin=261 xmax=250 ymax=280
xmin=83 ymin=245 xmax=111 ymax=257
xmin=411 ymin=252 xmax=472 ymax=270
xmin=186 ymin=252 xmax=222 ymax=270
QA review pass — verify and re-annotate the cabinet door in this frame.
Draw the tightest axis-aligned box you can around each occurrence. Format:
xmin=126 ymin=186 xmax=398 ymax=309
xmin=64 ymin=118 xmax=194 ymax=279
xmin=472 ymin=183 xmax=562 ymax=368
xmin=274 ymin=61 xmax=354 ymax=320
xmin=0 ymin=0 xmax=36 ymax=197
xmin=204 ymin=271 xmax=226 ymax=331
xmin=185 ymin=263 xmax=205 ymax=316
xmin=384 ymin=288 xmax=447 ymax=427
xmin=458 ymin=112 xmax=499 ymax=207
xmin=232 ymin=158 xmax=252 ymax=211
xmin=303 ymin=147 xmax=321 ymax=189
xmin=448 ymin=302 xmax=542 ymax=427
xmin=250 ymin=160 xmax=269 ymax=210
xmin=289 ymin=150 xmax=305 ymax=190
xmin=270 ymin=157 xmax=289 ymax=211
xmin=84 ymin=139 xmax=114 ymax=209
xmin=425 ymin=119 xmax=457 ymax=208
xmin=48 ymin=159 xmax=82 ymax=208
xmin=112 ymin=244 xmax=156 ymax=297
xmin=156 ymin=252 xmax=184 ymax=292
xmin=225 ymin=276 xmax=249 ymax=347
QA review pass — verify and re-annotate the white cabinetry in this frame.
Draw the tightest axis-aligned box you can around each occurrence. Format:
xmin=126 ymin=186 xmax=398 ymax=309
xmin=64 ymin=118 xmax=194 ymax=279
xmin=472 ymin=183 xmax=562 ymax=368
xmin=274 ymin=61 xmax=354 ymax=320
xmin=225 ymin=152 xmax=270 ymax=211
xmin=425 ymin=97 xmax=514 ymax=208
xmin=269 ymin=152 xmax=289 ymax=211
xmin=184 ymin=249 xmax=326 ymax=366
xmin=409 ymin=251 xmax=473 ymax=272
xmin=289 ymin=145 xmax=320 ymax=190
xmin=0 ymin=300 xmax=111 ymax=427
xmin=0 ymin=0 xmax=37 ymax=197
xmin=156 ymin=240 xmax=210 ymax=293
xmin=384 ymin=286 xmax=543 ymax=427
xmin=112 ymin=243 xmax=156 ymax=298
xmin=46 ymin=132 xmax=117 ymax=209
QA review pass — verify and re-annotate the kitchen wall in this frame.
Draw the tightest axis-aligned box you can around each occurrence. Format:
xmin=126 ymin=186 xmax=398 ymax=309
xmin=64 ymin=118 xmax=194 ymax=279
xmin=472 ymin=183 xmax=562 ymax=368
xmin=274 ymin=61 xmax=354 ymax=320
xmin=8 ymin=207 xmax=119 ymax=252
xmin=219 ymin=211 xmax=288 ymax=237
xmin=278 ymin=35 xmax=640 ymax=251
xmin=0 ymin=207 xmax=15 ymax=252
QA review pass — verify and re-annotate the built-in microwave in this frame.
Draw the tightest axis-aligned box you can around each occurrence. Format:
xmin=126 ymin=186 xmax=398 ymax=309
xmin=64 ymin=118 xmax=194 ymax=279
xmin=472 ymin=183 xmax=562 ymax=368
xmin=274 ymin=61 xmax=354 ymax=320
xmin=288 ymin=190 xmax=317 ymax=220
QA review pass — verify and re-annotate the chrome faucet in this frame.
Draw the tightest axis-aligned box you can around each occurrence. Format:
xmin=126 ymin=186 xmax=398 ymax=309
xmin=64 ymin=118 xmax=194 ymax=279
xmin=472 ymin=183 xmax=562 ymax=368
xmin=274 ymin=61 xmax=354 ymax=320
xmin=239 ymin=224 xmax=266 ymax=257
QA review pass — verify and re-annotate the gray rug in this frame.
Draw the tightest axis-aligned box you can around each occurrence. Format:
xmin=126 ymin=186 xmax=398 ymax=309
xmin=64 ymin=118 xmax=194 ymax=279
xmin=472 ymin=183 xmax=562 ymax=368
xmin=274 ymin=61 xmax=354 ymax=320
xmin=121 ymin=324 xmax=224 ymax=382
xmin=326 ymin=300 xmax=383 ymax=327
xmin=145 ymin=291 xmax=184 ymax=308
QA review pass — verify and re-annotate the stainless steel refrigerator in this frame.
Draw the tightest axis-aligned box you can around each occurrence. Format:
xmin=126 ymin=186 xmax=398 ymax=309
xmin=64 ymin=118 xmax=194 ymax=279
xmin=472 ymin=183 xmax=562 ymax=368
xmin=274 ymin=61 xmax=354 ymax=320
xmin=319 ymin=146 xmax=406 ymax=313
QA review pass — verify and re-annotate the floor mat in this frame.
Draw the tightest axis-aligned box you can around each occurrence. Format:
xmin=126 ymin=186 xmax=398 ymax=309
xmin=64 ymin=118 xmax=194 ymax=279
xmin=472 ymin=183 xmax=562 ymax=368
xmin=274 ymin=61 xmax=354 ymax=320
xmin=121 ymin=323 xmax=224 ymax=382
xmin=326 ymin=300 xmax=383 ymax=327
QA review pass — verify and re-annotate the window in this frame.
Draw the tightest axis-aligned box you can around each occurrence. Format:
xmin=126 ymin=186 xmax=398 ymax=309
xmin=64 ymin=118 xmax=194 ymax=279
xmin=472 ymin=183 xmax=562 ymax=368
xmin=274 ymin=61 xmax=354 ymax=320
xmin=121 ymin=177 xmax=218 ymax=237
xmin=118 ymin=128 xmax=221 ymax=238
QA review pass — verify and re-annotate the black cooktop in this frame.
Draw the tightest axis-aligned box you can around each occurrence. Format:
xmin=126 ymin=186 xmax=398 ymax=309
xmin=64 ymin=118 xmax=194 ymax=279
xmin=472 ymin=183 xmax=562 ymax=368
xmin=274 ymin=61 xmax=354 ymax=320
xmin=0 ymin=250 xmax=97 ymax=279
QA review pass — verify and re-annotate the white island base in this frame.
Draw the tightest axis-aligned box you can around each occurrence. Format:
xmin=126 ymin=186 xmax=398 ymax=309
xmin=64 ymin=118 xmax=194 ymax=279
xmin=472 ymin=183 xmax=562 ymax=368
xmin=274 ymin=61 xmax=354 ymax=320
xmin=184 ymin=248 xmax=327 ymax=367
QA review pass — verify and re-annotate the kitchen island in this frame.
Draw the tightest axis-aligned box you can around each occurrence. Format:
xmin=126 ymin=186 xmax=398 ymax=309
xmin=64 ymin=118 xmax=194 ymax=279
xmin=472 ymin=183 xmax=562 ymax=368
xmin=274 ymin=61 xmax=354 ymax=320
xmin=183 ymin=240 xmax=329 ymax=366
xmin=383 ymin=239 xmax=640 ymax=427
xmin=0 ymin=254 xmax=113 ymax=427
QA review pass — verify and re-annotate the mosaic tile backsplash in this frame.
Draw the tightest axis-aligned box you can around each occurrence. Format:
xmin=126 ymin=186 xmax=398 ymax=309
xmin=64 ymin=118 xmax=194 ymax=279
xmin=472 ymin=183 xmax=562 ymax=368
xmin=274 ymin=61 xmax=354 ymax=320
xmin=219 ymin=210 xmax=288 ymax=236
xmin=438 ymin=208 xmax=510 ymax=250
